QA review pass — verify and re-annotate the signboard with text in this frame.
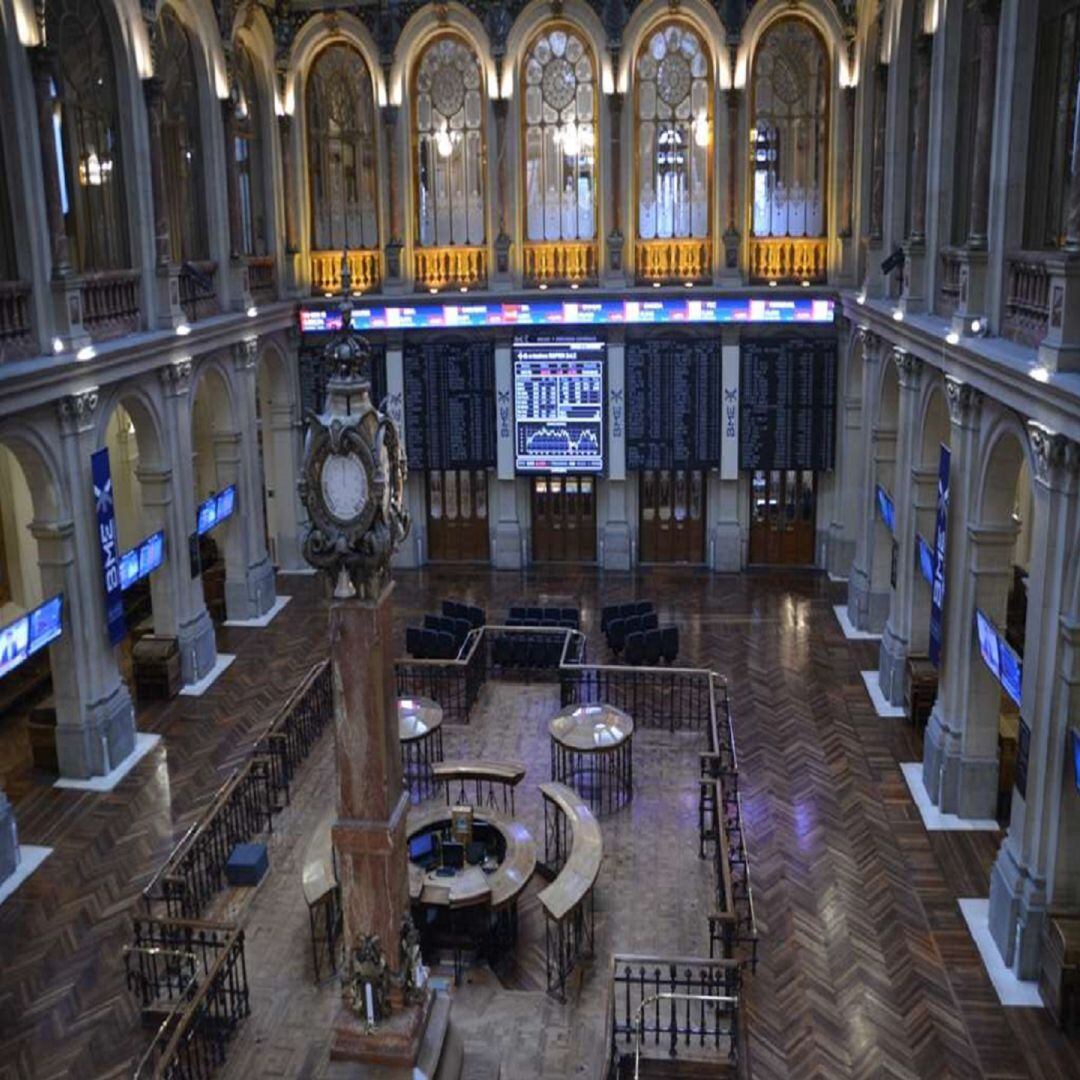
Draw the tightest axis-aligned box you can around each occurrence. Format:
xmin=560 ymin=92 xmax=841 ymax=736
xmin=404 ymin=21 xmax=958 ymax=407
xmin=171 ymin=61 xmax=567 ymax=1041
xmin=91 ymin=448 xmax=126 ymax=646
xmin=928 ymin=444 xmax=951 ymax=668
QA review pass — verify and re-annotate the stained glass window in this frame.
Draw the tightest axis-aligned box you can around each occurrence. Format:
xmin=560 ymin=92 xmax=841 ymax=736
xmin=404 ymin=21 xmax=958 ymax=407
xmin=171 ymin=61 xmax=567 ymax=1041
xmin=635 ymin=22 xmax=711 ymax=241
xmin=414 ymin=36 xmax=486 ymax=247
xmin=750 ymin=19 xmax=829 ymax=240
xmin=522 ymin=27 xmax=596 ymax=242
xmin=307 ymin=44 xmax=379 ymax=251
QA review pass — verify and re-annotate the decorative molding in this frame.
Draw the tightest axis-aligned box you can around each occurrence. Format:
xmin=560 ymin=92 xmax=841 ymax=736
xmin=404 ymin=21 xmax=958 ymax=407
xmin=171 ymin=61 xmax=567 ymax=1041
xmin=1027 ymin=422 xmax=1080 ymax=489
xmin=892 ymin=347 xmax=922 ymax=388
xmin=55 ymin=388 xmax=99 ymax=434
xmin=159 ymin=358 xmax=193 ymax=393
xmin=233 ymin=336 xmax=259 ymax=371
xmin=944 ymin=375 xmax=982 ymax=425
xmin=857 ymin=326 xmax=884 ymax=361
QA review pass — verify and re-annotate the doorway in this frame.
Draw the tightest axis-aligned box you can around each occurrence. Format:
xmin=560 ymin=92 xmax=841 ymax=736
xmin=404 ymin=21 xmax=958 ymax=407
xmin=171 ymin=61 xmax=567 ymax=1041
xmin=427 ymin=470 xmax=490 ymax=562
xmin=748 ymin=470 xmax=816 ymax=565
xmin=531 ymin=476 xmax=597 ymax=562
xmin=639 ymin=469 xmax=705 ymax=563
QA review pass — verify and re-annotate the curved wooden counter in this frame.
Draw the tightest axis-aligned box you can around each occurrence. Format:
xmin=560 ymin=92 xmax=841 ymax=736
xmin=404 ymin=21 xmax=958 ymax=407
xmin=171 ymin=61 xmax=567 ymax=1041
xmin=536 ymin=782 xmax=602 ymax=921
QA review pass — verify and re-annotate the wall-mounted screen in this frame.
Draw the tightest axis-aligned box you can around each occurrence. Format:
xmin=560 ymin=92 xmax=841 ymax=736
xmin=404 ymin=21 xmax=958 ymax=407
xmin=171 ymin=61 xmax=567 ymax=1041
xmin=975 ymin=608 xmax=1000 ymax=679
xmin=915 ymin=534 xmax=934 ymax=585
xmin=876 ymin=485 xmax=895 ymax=534
xmin=197 ymin=486 xmax=236 ymax=536
xmin=215 ymin=486 xmax=236 ymax=523
xmin=1070 ymin=728 xmax=1080 ymax=793
xmin=299 ymin=296 xmax=836 ymax=334
xmin=513 ymin=340 xmax=604 ymax=474
xmin=998 ymin=636 xmax=1023 ymax=708
xmin=119 ymin=531 xmax=165 ymax=591
xmin=0 ymin=594 xmax=64 ymax=680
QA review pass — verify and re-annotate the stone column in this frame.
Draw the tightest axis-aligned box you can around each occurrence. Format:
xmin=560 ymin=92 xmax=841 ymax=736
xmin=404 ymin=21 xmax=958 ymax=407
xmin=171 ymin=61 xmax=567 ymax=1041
xmin=330 ymin=583 xmax=421 ymax=1061
xmin=492 ymin=339 xmax=523 ymax=568
xmin=722 ymin=89 xmax=741 ymax=273
xmin=601 ymin=332 xmax=631 ymax=569
xmin=828 ymin=320 xmax=860 ymax=579
xmin=222 ymin=98 xmax=252 ymax=311
xmin=908 ymin=464 xmax=939 ymax=655
xmin=492 ymin=98 xmax=511 ymax=281
xmin=902 ymin=35 xmax=933 ymax=313
xmin=879 ymin=349 xmax=923 ymax=704
xmin=922 ymin=377 xmax=983 ymax=807
xmin=868 ymin=63 xmax=888 ymax=244
xmin=278 ymin=114 xmax=298 ymax=255
xmin=144 ymin=77 xmax=183 ymax=327
xmin=158 ymin=359 xmax=217 ymax=683
xmin=380 ymin=105 xmax=403 ymax=281
xmin=967 ymin=0 xmax=1000 ymax=250
xmin=0 ymin=788 xmax=16 ymax=882
xmin=847 ymin=329 xmax=891 ymax=631
xmin=606 ymin=91 xmax=625 ymax=278
xmin=989 ymin=428 xmax=1079 ymax=977
xmin=53 ymin=392 xmax=136 ymax=776
xmin=215 ymin=339 xmax=276 ymax=619
xmin=265 ymin=401 xmax=305 ymax=571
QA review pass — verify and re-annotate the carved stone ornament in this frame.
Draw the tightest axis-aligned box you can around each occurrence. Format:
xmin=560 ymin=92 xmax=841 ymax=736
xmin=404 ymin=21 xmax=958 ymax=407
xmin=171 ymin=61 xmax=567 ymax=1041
xmin=1027 ymin=422 xmax=1080 ymax=487
xmin=945 ymin=375 xmax=983 ymax=425
xmin=159 ymin=357 xmax=193 ymax=391
xmin=342 ymin=933 xmax=391 ymax=1031
xmin=298 ymin=257 xmax=410 ymax=600
xmin=857 ymin=326 xmax=883 ymax=361
xmin=398 ymin=913 xmax=428 ymax=1005
xmin=56 ymin=387 xmax=100 ymax=433
xmin=892 ymin=347 xmax=923 ymax=387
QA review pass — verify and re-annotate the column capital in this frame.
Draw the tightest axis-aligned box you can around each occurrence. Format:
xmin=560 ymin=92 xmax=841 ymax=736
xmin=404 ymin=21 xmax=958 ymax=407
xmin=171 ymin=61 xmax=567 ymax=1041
xmin=892 ymin=347 xmax=923 ymax=388
xmin=233 ymin=336 xmax=259 ymax=372
xmin=945 ymin=375 xmax=982 ymax=426
xmin=159 ymin=357 xmax=193 ymax=394
xmin=1027 ymin=422 xmax=1080 ymax=491
xmin=857 ymin=326 xmax=885 ymax=361
xmin=56 ymin=388 xmax=100 ymax=435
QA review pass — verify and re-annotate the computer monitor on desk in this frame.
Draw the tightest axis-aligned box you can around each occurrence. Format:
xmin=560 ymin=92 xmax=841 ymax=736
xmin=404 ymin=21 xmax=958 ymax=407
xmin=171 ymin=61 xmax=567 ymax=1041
xmin=442 ymin=841 xmax=465 ymax=870
xmin=409 ymin=832 xmax=439 ymax=871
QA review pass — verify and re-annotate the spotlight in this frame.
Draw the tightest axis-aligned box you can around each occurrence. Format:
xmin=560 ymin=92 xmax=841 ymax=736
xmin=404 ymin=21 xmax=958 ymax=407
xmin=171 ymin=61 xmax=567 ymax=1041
xmin=892 ymin=308 xmax=904 ymax=322
xmin=881 ymin=247 xmax=905 ymax=276
xmin=945 ymin=331 xmax=959 ymax=346
xmin=652 ymin=281 xmax=661 ymax=288
xmin=76 ymin=345 xmax=96 ymax=361
xmin=538 ymin=282 xmax=548 ymax=290
xmin=176 ymin=323 xmax=192 ymax=337
xmin=52 ymin=337 xmax=64 ymax=354
xmin=856 ymin=292 xmax=866 ymax=305
xmin=1029 ymin=365 xmax=1051 ymax=383
xmin=246 ymin=305 xmax=258 ymax=318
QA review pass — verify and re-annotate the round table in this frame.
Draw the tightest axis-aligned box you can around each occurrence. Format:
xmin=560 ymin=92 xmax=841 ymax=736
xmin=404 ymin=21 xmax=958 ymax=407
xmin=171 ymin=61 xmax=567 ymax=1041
xmin=399 ymin=696 xmax=444 ymax=801
xmin=549 ymin=702 xmax=634 ymax=813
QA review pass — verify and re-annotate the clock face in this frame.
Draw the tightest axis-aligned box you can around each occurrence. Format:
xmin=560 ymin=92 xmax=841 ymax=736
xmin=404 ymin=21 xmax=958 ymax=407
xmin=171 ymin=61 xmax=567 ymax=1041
xmin=320 ymin=452 xmax=369 ymax=523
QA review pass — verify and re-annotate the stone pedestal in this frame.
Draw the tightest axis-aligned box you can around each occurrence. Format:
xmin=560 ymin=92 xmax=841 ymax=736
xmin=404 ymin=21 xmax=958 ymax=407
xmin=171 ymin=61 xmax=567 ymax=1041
xmin=49 ymin=276 xmax=91 ymax=353
xmin=900 ymin=241 xmax=928 ymax=314
xmin=949 ymin=249 xmax=989 ymax=336
xmin=332 ymin=988 xmax=433 ymax=1069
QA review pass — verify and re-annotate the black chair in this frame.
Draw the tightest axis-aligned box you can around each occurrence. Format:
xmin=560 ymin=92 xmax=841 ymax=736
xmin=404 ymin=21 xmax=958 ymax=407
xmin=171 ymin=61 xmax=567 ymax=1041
xmin=624 ymin=631 xmax=646 ymax=665
xmin=436 ymin=631 xmax=457 ymax=659
xmin=465 ymin=605 xmax=485 ymax=628
xmin=526 ymin=606 xmax=544 ymax=624
xmin=620 ymin=602 xmax=637 ymax=621
xmin=441 ymin=600 xmax=462 ymax=620
xmin=624 ymin=614 xmax=643 ymax=640
xmin=635 ymin=600 xmax=653 ymax=616
xmin=608 ymin=617 xmax=628 ymax=654
xmin=406 ymin=626 xmax=424 ymax=658
xmin=421 ymin=629 xmax=441 ymax=659
xmin=509 ymin=605 xmax=528 ymax=622
xmin=600 ymin=605 xmax=619 ymax=633
xmin=561 ymin=607 xmax=579 ymax=628
xmin=644 ymin=628 xmax=663 ymax=665
xmin=642 ymin=611 xmax=659 ymax=632
xmin=423 ymin=613 xmax=442 ymax=632
xmin=451 ymin=618 xmax=471 ymax=645
xmin=660 ymin=625 xmax=679 ymax=664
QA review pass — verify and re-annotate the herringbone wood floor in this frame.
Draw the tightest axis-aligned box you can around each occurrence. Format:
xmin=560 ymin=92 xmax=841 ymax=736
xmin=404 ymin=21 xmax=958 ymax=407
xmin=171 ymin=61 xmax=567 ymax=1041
xmin=0 ymin=567 xmax=1077 ymax=1079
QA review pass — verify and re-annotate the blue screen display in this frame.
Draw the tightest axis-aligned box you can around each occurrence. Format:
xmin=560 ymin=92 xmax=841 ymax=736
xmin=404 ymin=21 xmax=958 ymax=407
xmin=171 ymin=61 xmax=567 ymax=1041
xmin=197 ymin=496 xmax=218 ymax=535
xmin=876 ymin=485 xmax=895 ymax=534
xmin=916 ymin=535 xmax=935 ymax=584
xmin=119 ymin=549 xmax=140 ymax=591
xmin=28 ymin=595 xmax=63 ymax=655
xmin=1071 ymin=729 xmax=1080 ymax=793
xmin=0 ymin=613 xmax=29 ymax=678
xmin=975 ymin=609 xmax=1000 ymax=679
xmin=997 ymin=636 xmax=1022 ymax=707
xmin=215 ymin=485 xmax=236 ymax=523
xmin=139 ymin=531 xmax=164 ymax=578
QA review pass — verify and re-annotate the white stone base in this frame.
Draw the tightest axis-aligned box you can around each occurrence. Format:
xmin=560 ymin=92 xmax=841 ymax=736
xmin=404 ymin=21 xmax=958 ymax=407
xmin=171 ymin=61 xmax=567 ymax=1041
xmin=900 ymin=763 xmax=999 ymax=831
xmin=224 ymin=595 xmax=292 ymax=628
xmin=861 ymin=671 xmax=907 ymax=718
xmin=827 ymin=572 xmax=849 ymax=584
xmin=0 ymin=845 xmax=52 ymax=906
xmin=958 ymin=898 xmax=1043 ymax=1007
xmin=54 ymin=733 xmax=161 ymax=792
xmin=180 ymin=653 xmax=236 ymax=697
xmin=833 ymin=605 xmax=882 ymax=641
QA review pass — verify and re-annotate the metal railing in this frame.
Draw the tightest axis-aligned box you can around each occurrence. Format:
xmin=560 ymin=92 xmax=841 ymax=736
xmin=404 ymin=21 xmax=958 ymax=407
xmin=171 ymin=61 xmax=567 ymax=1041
xmin=246 ymin=256 xmax=276 ymax=300
xmin=0 ymin=280 xmax=34 ymax=361
xmin=1003 ymin=250 xmax=1051 ymax=347
xmin=608 ymin=956 xmax=741 ymax=1077
xmin=179 ymin=261 xmax=219 ymax=322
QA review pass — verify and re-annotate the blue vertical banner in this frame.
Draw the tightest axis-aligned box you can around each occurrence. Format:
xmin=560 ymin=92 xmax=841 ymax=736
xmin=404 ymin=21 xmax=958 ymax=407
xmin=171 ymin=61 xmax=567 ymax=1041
xmin=91 ymin=448 xmax=127 ymax=645
xmin=928 ymin=443 xmax=951 ymax=668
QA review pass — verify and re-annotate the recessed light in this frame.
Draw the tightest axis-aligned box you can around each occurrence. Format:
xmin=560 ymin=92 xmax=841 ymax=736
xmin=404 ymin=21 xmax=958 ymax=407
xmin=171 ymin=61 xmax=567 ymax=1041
xmin=768 ymin=280 xmax=777 ymax=288
xmin=76 ymin=345 xmax=95 ymax=361
xmin=1030 ymin=365 xmax=1051 ymax=383
xmin=538 ymin=282 xmax=548 ymax=290
xmin=684 ymin=281 xmax=693 ymax=288
xmin=801 ymin=280 xmax=810 ymax=288
xmin=970 ymin=319 xmax=982 ymax=334
xmin=459 ymin=286 xmax=468 ymax=294
xmin=652 ymin=281 xmax=661 ymax=288
xmin=429 ymin=287 xmax=438 ymax=295
xmin=892 ymin=308 xmax=904 ymax=322
xmin=945 ymin=331 xmax=959 ymax=346
xmin=246 ymin=305 xmax=258 ymax=318
xmin=52 ymin=337 xmax=64 ymax=354
xmin=570 ymin=282 xmax=579 ymax=290
xmin=856 ymin=292 xmax=866 ymax=305
xmin=176 ymin=323 xmax=192 ymax=336
xmin=324 ymin=292 xmax=334 ymax=299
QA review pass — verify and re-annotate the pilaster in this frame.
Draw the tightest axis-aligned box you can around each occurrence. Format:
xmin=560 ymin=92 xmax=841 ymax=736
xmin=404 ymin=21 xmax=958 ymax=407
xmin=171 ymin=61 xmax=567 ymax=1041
xmin=602 ymin=332 xmax=630 ymax=569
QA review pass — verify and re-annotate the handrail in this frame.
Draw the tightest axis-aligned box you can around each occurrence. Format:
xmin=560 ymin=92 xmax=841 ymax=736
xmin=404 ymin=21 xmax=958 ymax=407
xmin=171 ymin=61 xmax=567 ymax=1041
xmin=632 ymin=991 xmax=739 ymax=1080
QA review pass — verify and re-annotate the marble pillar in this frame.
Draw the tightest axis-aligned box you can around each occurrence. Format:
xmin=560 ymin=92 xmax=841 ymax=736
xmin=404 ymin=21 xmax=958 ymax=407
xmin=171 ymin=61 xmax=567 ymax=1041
xmin=381 ymin=105 xmax=403 ymax=283
xmin=989 ymin=428 xmax=1079 ymax=975
xmin=602 ymin=335 xmax=631 ymax=569
xmin=605 ymin=91 xmax=625 ymax=279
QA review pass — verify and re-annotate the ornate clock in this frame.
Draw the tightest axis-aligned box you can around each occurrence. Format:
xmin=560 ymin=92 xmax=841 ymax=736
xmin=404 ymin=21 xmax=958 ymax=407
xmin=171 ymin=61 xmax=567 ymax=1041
xmin=298 ymin=265 xmax=410 ymax=599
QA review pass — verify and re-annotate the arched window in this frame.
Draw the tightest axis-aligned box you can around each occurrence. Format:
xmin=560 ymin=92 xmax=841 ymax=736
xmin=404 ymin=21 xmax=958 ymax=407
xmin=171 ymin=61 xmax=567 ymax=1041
xmin=157 ymin=7 xmax=207 ymax=262
xmin=234 ymin=45 xmax=266 ymax=256
xmin=1025 ymin=0 xmax=1079 ymax=248
xmin=413 ymin=35 xmax=486 ymax=248
xmin=635 ymin=22 xmax=711 ymax=242
xmin=522 ymin=25 xmax=596 ymax=243
xmin=306 ymin=44 xmax=379 ymax=252
xmin=48 ymin=0 xmax=128 ymax=271
xmin=749 ymin=19 xmax=829 ymax=240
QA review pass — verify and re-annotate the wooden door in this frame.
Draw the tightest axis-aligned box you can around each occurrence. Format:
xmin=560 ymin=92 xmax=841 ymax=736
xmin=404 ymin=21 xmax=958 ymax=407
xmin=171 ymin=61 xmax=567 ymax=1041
xmin=426 ymin=469 xmax=490 ymax=561
xmin=748 ymin=470 xmax=816 ymax=565
xmin=531 ymin=476 xmax=596 ymax=562
xmin=639 ymin=469 xmax=705 ymax=563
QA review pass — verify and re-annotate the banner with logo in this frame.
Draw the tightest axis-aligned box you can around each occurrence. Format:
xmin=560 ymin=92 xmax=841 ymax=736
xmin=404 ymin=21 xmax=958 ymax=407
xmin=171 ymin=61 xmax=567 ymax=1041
xmin=91 ymin=448 xmax=126 ymax=645
xmin=928 ymin=443 xmax=951 ymax=668
xmin=721 ymin=342 xmax=739 ymax=480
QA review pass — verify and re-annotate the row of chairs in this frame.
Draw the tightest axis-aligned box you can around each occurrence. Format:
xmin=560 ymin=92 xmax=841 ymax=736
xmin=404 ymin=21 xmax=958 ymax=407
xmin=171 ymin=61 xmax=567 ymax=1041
xmin=623 ymin=625 xmax=680 ymax=665
xmin=607 ymin=612 xmax=659 ymax=652
xmin=491 ymin=632 xmax=566 ymax=670
xmin=600 ymin=601 xmax=653 ymax=635
xmin=506 ymin=605 xmax=581 ymax=630
xmin=425 ymin=613 xmax=472 ymax=646
xmin=405 ymin=626 xmax=459 ymax=660
xmin=405 ymin=599 xmax=486 ymax=661
xmin=442 ymin=599 xmax=485 ymax=629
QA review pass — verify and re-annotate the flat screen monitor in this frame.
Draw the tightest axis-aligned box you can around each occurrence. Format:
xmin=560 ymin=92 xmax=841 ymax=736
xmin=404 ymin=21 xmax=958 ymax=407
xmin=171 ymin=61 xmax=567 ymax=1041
xmin=28 ymin=595 xmax=63 ymax=655
xmin=974 ymin=608 xmax=1000 ymax=680
xmin=916 ymin=535 xmax=934 ymax=585
xmin=997 ymin=636 xmax=1022 ymax=707
xmin=196 ymin=495 xmax=218 ymax=536
xmin=876 ymin=485 xmax=895 ymax=534
xmin=442 ymin=841 xmax=465 ymax=870
xmin=139 ymin=531 xmax=164 ymax=578
xmin=215 ymin=485 xmax=236 ymax=524
xmin=119 ymin=548 xmax=140 ymax=591
xmin=513 ymin=339 xmax=604 ymax=474
xmin=408 ymin=833 xmax=434 ymax=863
xmin=1070 ymin=729 xmax=1080 ymax=793
xmin=0 ymin=613 xmax=29 ymax=679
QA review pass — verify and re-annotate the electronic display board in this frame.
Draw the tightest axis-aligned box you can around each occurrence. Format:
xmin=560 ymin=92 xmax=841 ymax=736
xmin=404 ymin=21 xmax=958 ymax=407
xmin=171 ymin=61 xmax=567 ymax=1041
xmin=739 ymin=336 xmax=837 ymax=471
xmin=975 ymin=608 xmax=1000 ymax=679
xmin=876 ymin=485 xmax=896 ymax=534
xmin=0 ymin=594 xmax=64 ymax=680
xmin=998 ymin=637 xmax=1023 ymax=708
xmin=119 ymin=531 xmax=165 ymax=591
xmin=299 ymin=296 xmax=836 ymax=334
xmin=916 ymin=534 xmax=934 ymax=585
xmin=196 ymin=486 xmax=236 ymax=536
xmin=513 ymin=340 xmax=604 ymax=473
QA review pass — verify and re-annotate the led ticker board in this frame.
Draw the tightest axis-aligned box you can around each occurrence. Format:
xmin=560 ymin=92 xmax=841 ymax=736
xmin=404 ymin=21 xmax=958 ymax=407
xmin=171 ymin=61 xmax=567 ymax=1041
xmin=998 ymin=638 xmax=1022 ymax=708
xmin=196 ymin=485 xmax=237 ymax=536
xmin=119 ymin=531 xmax=165 ymax=591
xmin=299 ymin=296 xmax=835 ymax=334
xmin=975 ymin=608 xmax=1000 ymax=678
xmin=513 ymin=340 xmax=604 ymax=474
xmin=0 ymin=594 xmax=64 ymax=681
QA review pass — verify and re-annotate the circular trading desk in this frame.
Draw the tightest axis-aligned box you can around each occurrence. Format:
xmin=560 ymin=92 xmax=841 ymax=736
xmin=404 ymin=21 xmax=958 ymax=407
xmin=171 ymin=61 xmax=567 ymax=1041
xmin=549 ymin=702 xmax=634 ymax=814
xmin=399 ymin=696 xmax=444 ymax=801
